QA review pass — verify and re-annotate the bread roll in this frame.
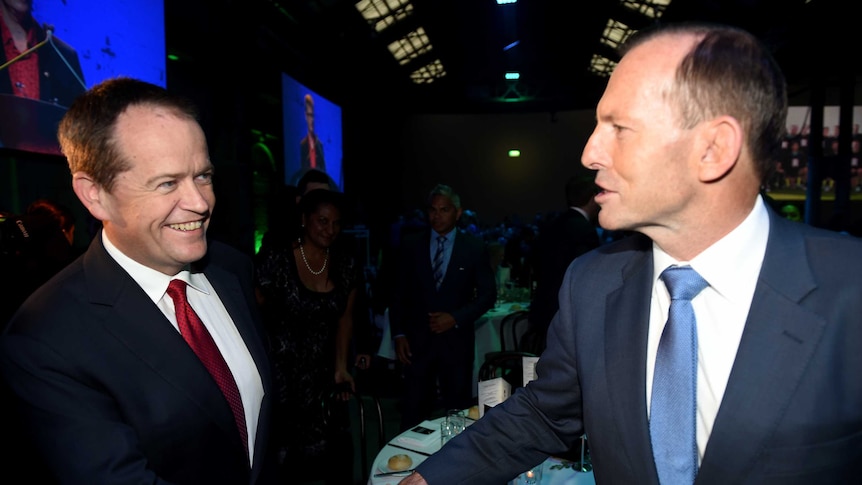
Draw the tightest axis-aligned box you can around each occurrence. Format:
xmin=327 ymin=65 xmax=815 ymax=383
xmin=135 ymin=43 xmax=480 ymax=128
xmin=388 ymin=454 xmax=413 ymax=471
xmin=468 ymin=405 xmax=480 ymax=420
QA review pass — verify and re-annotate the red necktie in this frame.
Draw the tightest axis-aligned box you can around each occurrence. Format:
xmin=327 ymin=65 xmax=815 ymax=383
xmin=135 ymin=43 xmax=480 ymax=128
xmin=309 ymin=137 xmax=317 ymax=168
xmin=167 ymin=279 xmax=249 ymax=460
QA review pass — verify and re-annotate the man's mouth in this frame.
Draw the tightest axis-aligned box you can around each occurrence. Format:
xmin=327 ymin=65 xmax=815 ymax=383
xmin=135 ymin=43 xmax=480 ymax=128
xmin=169 ymin=221 xmax=203 ymax=231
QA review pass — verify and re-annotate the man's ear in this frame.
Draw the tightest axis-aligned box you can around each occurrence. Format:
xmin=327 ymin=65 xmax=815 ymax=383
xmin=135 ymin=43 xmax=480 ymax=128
xmin=699 ymin=115 xmax=743 ymax=183
xmin=71 ymin=172 xmax=109 ymax=222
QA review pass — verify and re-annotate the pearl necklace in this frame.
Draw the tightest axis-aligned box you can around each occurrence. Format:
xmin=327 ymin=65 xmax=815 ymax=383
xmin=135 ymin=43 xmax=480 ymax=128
xmin=298 ymin=238 xmax=328 ymax=275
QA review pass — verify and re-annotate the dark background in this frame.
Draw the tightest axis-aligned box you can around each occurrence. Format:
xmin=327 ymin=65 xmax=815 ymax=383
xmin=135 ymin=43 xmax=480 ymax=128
xmin=2 ymin=0 xmax=860 ymax=260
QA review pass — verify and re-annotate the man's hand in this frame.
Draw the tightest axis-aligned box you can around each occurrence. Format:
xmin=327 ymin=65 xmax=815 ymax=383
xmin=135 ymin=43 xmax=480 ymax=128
xmin=428 ymin=312 xmax=456 ymax=333
xmin=398 ymin=471 xmax=428 ymax=484
xmin=395 ymin=336 xmax=412 ymax=365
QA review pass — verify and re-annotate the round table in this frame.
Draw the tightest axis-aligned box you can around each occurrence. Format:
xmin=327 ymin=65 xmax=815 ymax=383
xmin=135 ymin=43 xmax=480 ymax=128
xmin=367 ymin=415 xmax=595 ymax=485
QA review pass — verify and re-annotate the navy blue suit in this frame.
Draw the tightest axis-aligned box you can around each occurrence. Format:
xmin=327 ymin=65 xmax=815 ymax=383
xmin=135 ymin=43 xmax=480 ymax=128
xmin=390 ymin=228 xmax=495 ymax=429
xmin=0 ymin=233 xmax=278 ymax=484
xmin=417 ymin=210 xmax=862 ymax=484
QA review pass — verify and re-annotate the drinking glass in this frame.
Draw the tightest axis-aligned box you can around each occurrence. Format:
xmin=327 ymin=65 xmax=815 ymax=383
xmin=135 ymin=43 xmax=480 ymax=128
xmin=440 ymin=420 xmax=456 ymax=447
xmin=446 ymin=409 xmax=466 ymax=435
xmin=519 ymin=464 xmax=543 ymax=485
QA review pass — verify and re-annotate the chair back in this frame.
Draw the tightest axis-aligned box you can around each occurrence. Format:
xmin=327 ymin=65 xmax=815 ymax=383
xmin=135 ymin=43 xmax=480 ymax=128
xmin=321 ymin=383 xmax=386 ymax=482
xmin=479 ymin=350 xmax=538 ymax=388
xmin=499 ymin=310 xmax=531 ymax=351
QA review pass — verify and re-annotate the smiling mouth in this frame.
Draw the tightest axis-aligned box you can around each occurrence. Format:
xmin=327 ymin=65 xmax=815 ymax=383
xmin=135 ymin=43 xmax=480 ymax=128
xmin=169 ymin=221 xmax=203 ymax=231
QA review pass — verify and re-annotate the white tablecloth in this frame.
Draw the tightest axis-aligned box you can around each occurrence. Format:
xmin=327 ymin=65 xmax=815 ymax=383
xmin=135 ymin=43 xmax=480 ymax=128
xmin=367 ymin=415 xmax=594 ymax=485
xmin=473 ymin=301 xmax=529 ymax=396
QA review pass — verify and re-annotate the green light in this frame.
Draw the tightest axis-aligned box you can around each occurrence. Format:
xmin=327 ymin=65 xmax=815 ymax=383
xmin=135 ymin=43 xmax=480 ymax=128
xmin=508 ymin=149 xmax=521 ymax=157
xmin=505 ymin=72 xmax=520 ymax=80
xmin=167 ymin=54 xmax=179 ymax=61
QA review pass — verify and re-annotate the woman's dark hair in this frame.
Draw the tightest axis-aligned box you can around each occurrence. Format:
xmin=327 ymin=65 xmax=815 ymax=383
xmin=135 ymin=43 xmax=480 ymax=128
xmin=298 ymin=188 xmax=346 ymax=219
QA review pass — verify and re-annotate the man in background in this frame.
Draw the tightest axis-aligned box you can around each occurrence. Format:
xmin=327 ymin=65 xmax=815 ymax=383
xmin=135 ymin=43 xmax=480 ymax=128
xmin=389 ymin=184 xmax=495 ymax=430
xmin=0 ymin=198 xmax=80 ymax=327
xmin=299 ymin=93 xmax=326 ymax=174
xmin=1 ymin=77 xmax=278 ymax=484
xmin=529 ymin=174 xmax=600 ymax=352
xmin=401 ymin=21 xmax=862 ymax=485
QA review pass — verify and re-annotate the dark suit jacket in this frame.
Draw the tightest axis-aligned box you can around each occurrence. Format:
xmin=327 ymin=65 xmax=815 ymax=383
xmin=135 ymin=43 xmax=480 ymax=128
xmin=389 ymin=228 xmax=496 ymax=356
xmin=0 ymin=21 xmax=86 ymax=108
xmin=0 ymin=233 xmax=278 ymax=484
xmin=417 ymin=209 xmax=862 ymax=484
xmin=299 ymin=134 xmax=326 ymax=173
xmin=531 ymin=208 xmax=600 ymax=333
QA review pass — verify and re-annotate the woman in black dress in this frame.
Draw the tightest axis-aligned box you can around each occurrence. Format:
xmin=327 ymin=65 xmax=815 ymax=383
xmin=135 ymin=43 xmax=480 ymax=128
xmin=255 ymin=188 xmax=366 ymax=484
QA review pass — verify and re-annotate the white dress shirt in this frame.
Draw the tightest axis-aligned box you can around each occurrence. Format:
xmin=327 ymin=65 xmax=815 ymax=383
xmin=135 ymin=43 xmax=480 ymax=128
xmin=101 ymin=231 xmax=264 ymax=464
xmin=646 ymin=195 xmax=770 ymax=464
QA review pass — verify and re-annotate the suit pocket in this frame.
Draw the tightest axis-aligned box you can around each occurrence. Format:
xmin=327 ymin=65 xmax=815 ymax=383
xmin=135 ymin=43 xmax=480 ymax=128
xmin=759 ymin=427 xmax=862 ymax=480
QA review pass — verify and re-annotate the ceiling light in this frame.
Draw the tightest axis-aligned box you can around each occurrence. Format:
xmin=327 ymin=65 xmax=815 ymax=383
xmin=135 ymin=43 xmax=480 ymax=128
xmin=355 ymin=0 xmax=414 ymax=33
xmin=505 ymin=72 xmax=520 ymax=80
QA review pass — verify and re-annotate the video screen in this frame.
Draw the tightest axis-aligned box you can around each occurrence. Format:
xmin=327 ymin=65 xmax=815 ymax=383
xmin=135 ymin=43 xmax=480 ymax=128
xmin=282 ymin=73 xmax=343 ymax=191
xmin=0 ymin=0 xmax=166 ymax=155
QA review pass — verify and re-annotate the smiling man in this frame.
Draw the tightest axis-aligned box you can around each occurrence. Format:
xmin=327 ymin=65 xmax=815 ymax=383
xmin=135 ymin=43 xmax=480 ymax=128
xmin=0 ymin=77 xmax=278 ymax=484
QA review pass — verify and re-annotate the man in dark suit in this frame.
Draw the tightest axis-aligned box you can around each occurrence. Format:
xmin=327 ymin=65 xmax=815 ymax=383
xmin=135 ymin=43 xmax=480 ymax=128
xmin=401 ymin=22 xmax=862 ymax=485
xmin=299 ymin=93 xmax=326 ymax=172
xmin=0 ymin=77 xmax=278 ymax=484
xmin=530 ymin=174 xmax=600 ymax=351
xmin=389 ymin=184 xmax=495 ymax=430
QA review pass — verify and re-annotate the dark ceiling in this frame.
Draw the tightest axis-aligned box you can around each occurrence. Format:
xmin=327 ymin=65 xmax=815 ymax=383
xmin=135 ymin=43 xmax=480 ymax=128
xmin=167 ymin=0 xmax=860 ymax=115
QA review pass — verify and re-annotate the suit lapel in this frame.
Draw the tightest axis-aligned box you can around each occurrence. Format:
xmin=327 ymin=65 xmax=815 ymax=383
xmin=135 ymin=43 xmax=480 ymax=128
xmin=603 ymin=246 xmax=660 ymax=477
xmin=83 ymin=237 xmax=248 ymax=450
xmin=698 ymin=214 xmax=825 ymax=482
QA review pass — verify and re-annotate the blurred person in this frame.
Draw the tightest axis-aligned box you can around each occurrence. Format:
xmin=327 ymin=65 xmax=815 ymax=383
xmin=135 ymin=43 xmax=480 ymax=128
xmin=529 ymin=174 xmax=601 ymax=351
xmin=0 ymin=0 xmax=86 ymax=107
xmin=0 ymin=77 xmax=278 ymax=484
xmin=257 ymin=168 xmax=338 ymax=260
xmin=487 ymin=239 xmax=510 ymax=294
xmin=401 ymin=22 xmax=862 ymax=485
xmin=0 ymin=197 xmax=80 ymax=326
xmin=255 ymin=188 xmax=367 ymax=484
xmin=780 ymin=203 xmax=802 ymax=222
xmin=299 ymin=93 xmax=326 ymax=173
xmin=389 ymin=184 xmax=496 ymax=430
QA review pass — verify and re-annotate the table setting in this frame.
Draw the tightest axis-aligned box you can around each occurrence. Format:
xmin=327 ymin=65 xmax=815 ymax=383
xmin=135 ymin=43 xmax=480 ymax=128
xmin=367 ymin=408 xmax=595 ymax=485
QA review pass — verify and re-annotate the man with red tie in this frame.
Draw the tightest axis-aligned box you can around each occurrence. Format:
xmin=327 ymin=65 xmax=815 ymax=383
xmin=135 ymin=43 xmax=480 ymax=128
xmin=0 ymin=77 xmax=279 ymax=484
xmin=299 ymin=93 xmax=326 ymax=173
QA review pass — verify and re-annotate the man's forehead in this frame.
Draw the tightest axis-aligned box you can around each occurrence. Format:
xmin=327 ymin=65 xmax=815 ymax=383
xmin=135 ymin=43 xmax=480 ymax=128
xmin=429 ymin=196 xmax=454 ymax=208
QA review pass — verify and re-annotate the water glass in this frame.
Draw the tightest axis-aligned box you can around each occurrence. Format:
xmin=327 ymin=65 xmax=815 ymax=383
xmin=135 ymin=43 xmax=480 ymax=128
xmin=440 ymin=420 xmax=456 ymax=447
xmin=519 ymin=464 xmax=543 ymax=485
xmin=446 ymin=409 xmax=466 ymax=433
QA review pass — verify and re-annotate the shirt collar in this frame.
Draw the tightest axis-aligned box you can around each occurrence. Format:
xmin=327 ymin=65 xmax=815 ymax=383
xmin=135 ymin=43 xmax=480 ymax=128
xmin=653 ymin=195 xmax=770 ymax=303
xmin=432 ymin=227 xmax=457 ymax=244
xmin=101 ymin=230 xmax=210 ymax=303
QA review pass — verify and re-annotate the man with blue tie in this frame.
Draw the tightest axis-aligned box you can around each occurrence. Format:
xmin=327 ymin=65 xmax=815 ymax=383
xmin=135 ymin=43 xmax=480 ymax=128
xmin=390 ymin=184 xmax=496 ymax=431
xmin=401 ymin=22 xmax=862 ymax=485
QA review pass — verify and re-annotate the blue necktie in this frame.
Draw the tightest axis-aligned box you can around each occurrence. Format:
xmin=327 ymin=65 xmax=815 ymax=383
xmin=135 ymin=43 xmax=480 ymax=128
xmin=651 ymin=266 xmax=708 ymax=485
xmin=433 ymin=235 xmax=446 ymax=290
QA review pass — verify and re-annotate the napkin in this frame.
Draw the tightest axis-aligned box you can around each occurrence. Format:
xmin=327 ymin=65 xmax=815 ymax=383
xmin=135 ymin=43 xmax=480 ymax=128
xmin=394 ymin=420 xmax=440 ymax=448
